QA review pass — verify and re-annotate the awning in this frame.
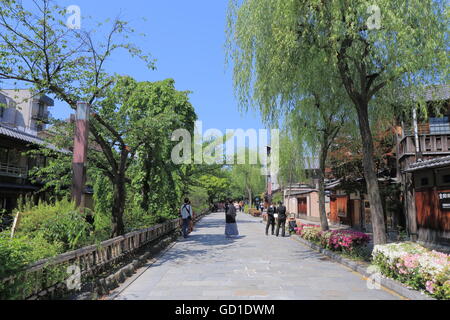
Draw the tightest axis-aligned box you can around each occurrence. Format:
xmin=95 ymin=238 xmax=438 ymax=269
xmin=405 ymin=155 xmax=450 ymax=173
xmin=0 ymin=124 xmax=70 ymax=154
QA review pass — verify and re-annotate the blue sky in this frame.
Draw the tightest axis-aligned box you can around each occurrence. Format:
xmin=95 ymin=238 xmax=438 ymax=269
xmin=51 ymin=0 xmax=264 ymax=134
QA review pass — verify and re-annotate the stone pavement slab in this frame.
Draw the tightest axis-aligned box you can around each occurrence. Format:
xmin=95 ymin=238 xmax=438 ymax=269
xmin=112 ymin=211 xmax=402 ymax=300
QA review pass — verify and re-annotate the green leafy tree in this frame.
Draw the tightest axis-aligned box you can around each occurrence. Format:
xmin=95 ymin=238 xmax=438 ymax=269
xmin=29 ymin=77 xmax=197 ymax=236
xmin=86 ymin=76 xmax=197 ymax=236
xmin=0 ymin=0 xmax=152 ymax=236
xmin=198 ymin=175 xmax=231 ymax=206
xmin=226 ymin=0 xmax=448 ymax=244
xmin=230 ymin=149 xmax=266 ymax=207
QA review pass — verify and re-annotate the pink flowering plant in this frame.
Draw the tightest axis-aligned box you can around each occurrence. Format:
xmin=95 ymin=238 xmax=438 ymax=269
xmin=295 ymin=224 xmax=370 ymax=253
xmin=373 ymin=243 xmax=450 ymax=300
xmin=320 ymin=230 xmax=371 ymax=253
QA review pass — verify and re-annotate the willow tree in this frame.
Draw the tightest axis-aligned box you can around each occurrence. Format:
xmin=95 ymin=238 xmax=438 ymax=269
xmin=230 ymin=149 xmax=266 ymax=207
xmin=227 ymin=0 xmax=448 ymax=245
xmin=285 ymin=94 xmax=350 ymax=231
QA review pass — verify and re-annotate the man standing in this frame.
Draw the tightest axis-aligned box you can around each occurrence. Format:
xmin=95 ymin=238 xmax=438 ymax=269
xmin=180 ymin=198 xmax=192 ymax=238
xmin=276 ymin=202 xmax=287 ymax=237
xmin=265 ymin=204 xmax=276 ymax=236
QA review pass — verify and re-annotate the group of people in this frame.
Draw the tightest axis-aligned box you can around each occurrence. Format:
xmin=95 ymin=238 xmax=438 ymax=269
xmin=181 ymin=198 xmax=288 ymax=240
xmin=180 ymin=198 xmax=240 ymax=239
xmin=265 ymin=202 xmax=288 ymax=237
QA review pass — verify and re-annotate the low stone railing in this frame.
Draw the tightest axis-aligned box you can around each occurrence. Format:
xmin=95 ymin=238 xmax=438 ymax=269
xmin=1 ymin=211 xmax=208 ymax=300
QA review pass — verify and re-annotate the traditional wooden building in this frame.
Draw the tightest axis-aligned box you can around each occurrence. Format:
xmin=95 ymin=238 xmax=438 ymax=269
xmin=0 ymin=124 xmax=48 ymax=213
xmin=404 ymin=156 xmax=450 ymax=245
xmin=397 ymin=84 xmax=450 ymax=245
xmin=0 ymin=90 xmax=54 ymax=216
xmin=327 ymin=180 xmax=372 ymax=230
xmin=284 ymin=183 xmax=324 ymax=222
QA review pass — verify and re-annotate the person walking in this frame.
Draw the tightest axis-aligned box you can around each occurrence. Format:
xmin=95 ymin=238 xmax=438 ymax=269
xmin=180 ymin=198 xmax=192 ymax=238
xmin=276 ymin=201 xmax=287 ymax=237
xmin=225 ymin=200 xmax=239 ymax=238
xmin=265 ymin=203 xmax=276 ymax=236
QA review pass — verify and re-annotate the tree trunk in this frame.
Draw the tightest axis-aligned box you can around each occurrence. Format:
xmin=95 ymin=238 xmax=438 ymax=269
xmin=318 ymin=143 xmax=330 ymax=232
xmin=141 ymin=153 xmax=152 ymax=213
xmin=111 ymin=172 xmax=126 ymax=237
xmin=247 ymin=188 xmax=252 ymax=208
xmin=355 ymin=102 xmax=387 ymax=245
xmin=288 ymin=166 xmax=293 ymax=214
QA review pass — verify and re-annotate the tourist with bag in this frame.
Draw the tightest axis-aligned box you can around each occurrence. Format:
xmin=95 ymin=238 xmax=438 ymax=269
xmin=180 ymin=198 xmax=192 ymax=238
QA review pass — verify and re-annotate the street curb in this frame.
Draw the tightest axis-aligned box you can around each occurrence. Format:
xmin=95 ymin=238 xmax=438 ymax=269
xmin=292 ymin=234 xmax=435 ymax=301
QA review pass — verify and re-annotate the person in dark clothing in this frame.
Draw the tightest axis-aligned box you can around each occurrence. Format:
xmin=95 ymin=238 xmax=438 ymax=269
xmin=265 ymin=204 xmax=276 ymax=236
xmin=276 ymin=202 xmax=287 ymax=237
xmin=180 ymin=198 xmax=193 ymax=238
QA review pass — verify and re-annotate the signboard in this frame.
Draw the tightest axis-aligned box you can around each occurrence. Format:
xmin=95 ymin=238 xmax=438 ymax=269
xmin=439 ymin=192 xmax=450 ymax=211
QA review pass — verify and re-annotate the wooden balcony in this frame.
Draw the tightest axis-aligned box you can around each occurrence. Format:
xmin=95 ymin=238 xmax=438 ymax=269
xmin=0 ymin=163 xmax=28 ymax=179
xmin=398 ymin=134 xmax=450 ymax=161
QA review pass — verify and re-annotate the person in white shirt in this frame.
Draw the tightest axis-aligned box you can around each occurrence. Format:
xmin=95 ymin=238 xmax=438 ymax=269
xmin=180 ymin=198 xmax=192 ymax=238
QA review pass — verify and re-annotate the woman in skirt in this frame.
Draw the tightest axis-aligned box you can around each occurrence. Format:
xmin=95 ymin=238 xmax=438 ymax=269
xmin=225 ymin=200 xmax=239 ymax=238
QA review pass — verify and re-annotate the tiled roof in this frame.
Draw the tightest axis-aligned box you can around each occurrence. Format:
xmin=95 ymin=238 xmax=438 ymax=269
xmin=406 ymin=155 xmax=450 ymax=172
xmin=413 ymin=84 xmax=450 ymax=102
xmin=0 ymin=123 xmax=69 ymax=153
xmin=424 ymin=85 xmax=450 ymax=102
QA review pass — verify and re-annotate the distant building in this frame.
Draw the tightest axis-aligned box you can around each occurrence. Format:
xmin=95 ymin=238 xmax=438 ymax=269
xmin=0 ymin=89 xmax=53 ymax=134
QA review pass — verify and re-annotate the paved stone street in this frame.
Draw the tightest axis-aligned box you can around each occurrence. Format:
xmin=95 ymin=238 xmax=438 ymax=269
xmin=112 ymin=212 xmax=402 ymax=300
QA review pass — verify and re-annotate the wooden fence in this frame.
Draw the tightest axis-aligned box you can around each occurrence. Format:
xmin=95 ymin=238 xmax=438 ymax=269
xmin=1 ymin=211 xmax=208 ymax=300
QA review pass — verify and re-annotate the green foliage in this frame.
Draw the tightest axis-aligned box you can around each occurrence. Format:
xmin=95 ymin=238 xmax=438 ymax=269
xmin=272 ymin=193 xmax=283 ymax=205
xmin=227 ymin=0 xmax=448 ymax=120
xmin=188 ymin=185 xmax=211 ymax=214
xmin=198 ymin=174 xmax=231 ymax=205
xmin=0 ymin=232 xmax=63 ymax=298
xmin=229 ymin=149 xmax=266 ymax=205
xmin=0 ymin=234 xmax=69 ymax=299
xmin=17 ymin=198 xmax=93 ymax=250
xmin=39 ymin=209 xmax=93 ymax=250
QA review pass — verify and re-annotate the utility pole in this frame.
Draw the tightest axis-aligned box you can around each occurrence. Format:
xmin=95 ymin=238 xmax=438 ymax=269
xmin=72 ymin=102 xmax=90 ymax=207
xmin=266 ymin=146 xmax=272 ymax=205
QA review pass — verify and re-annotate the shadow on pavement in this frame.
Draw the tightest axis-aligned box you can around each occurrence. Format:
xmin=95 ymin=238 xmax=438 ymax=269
xmin=181 ymin=233 xmax=246 ymax=246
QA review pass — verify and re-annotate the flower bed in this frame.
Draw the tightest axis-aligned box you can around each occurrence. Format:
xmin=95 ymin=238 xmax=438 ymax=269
xmin=373 ymin=242 xmax=450 ymax=300
xmin=295 ymin=224 xmax=371 ymax=253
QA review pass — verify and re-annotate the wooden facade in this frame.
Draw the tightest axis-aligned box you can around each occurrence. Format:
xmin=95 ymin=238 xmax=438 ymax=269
xmin=415 ymin=188 xmax=450 ymax=232
xmin=407 ymin=164 xmax=450 ymax=244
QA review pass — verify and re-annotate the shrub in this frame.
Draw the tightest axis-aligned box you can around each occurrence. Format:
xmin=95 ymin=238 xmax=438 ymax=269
xmin=16 ymin=198 xmax=93 ymax=250
xmin=295 ymin=224 xmax=320 ymax=236
xmin=301 ymin=227 xmax=322 ymax=242
xmin=40 ymin=209 xmax=93 ymax=250
xmin=0 ymin=232 xmax=64 ymax=299
xmin=321 ymin=230 xmax=371 ymax=253
xmin=295 ymin=224 xmax=371 ymax=254
xmin=373 ymin=243 xmax=450 ymax=300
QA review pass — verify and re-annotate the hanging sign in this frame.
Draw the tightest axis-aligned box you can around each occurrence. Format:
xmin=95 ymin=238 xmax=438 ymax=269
xmin=439 ymin=192 xmax=450 ymax=210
